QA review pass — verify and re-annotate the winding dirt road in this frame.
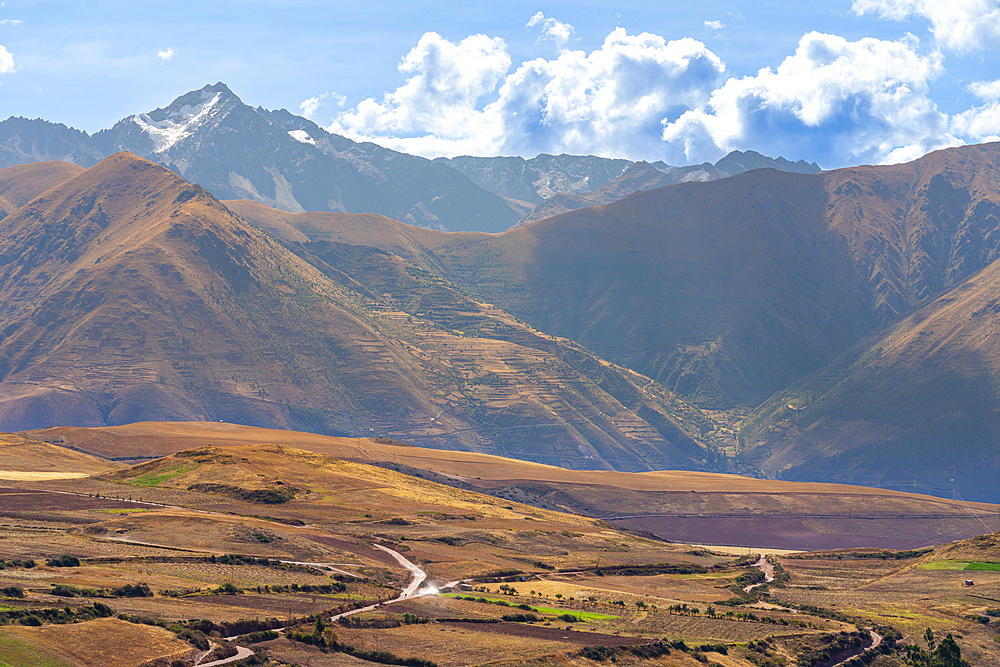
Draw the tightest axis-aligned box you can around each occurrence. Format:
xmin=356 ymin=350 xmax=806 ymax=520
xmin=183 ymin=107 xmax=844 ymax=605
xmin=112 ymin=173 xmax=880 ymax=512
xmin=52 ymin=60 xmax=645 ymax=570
xmin=743 ymin=555 xmax=775 ymax=593
xmin=329 ymin=543 xmax=430 ymax=621
xmin=195 ymin=645 xmax=254 ymax=666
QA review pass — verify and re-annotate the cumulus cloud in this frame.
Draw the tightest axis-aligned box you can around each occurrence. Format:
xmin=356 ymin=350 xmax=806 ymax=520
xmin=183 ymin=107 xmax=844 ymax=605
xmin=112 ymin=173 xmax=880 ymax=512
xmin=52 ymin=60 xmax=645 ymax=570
xmin=0 ymin=44 xmax=13 ymax=74
xmin=329 ymin=28 xmax=725 ymax=160
xmin=157 ymin=47 xmax=175 ymax=63
xmin=969 ymin=79 xmax=1000 ymax=100
xmin=952 ymin=100 xmax=1000 ymax=142
xmin=661 ymin=31 xmax=955 ymax=166
xmin=327 ymin=31 xmax=512 ymax=155
xmin=527 ymin=12 xmax=576 ymax=51
xmin=704 ymin=20 xmax=725 ymax=30
xmin=300 ymin=92 xmax=346 ymax=119
xmin=852 ymin=0 xmax=1000 ymax=51
xmin=322 ymin=25 xmax=980 ymax=167
xmin=0 ymin=18 xmax=21 ymax=25
xmin=493 ymin=30 xmax=725 ymax=159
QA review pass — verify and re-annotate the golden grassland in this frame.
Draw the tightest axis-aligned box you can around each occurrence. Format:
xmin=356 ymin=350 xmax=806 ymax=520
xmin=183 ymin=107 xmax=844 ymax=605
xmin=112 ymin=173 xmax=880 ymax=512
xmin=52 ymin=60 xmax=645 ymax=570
xmin=2 ymin=618 xmax=192 ymax=667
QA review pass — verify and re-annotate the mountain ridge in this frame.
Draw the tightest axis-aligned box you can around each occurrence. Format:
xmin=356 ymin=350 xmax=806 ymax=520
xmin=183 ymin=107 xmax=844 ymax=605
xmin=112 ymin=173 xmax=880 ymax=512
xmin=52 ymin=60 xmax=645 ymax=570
xmin=1 ymin=82 xmax=823 ymax=233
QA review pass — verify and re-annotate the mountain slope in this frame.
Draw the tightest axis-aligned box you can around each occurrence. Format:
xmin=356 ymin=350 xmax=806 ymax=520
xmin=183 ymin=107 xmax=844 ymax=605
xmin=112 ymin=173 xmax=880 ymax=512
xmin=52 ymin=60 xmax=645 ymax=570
xmin=514 ymin=153 xmax=823 ymax=228
xmin=0 ymin=117 xmax=104 ymax=169
xmin=0 ymin=153 xmax=715 ymax=472
xmin=740 ymin=251 xmax=1000 ymax=501
xmin=0 ymin=161 xmax=85 ymax=220
xmin=242 ymin=143 xmax=1000 ymax=413
xmin=232 ymin=170 xmax=875 ymax=408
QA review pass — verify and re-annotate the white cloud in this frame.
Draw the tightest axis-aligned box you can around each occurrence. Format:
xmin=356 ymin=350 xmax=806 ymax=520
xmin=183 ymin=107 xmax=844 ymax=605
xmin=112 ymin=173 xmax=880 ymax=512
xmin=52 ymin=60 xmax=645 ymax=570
xmin=327 ymin=31 xmax=511 ymax=155
xmin=324 ymin=26 xmax=980 ymax=167
xmin=969 ymin=79 xmax=1000 ymax=100
xmin=704 ymin=20 xmax=725 ymax=30
xmin=952 ymin=102 xmax=1000 ymax=141
xmin=157 ymin=47 xmax=175 ymax=63
xmin=852 ymin=0 xmax=1000 ymax=51
xmin=329 ymin=28 xmax=725 ymax=160
xmin=0 ymin=44 xmax=12 ymax=74
xmin=662 ymin=32 xmax=955 ymax=166
xmin=527 ymin=12 xmax=576 ymax=51
xmin=493 ymin=30 xmax=725 ymax=160
xmin=0 ymin=19 xmax=21 ymax=25
xmin=300 ymin=92 xmax=346 ymax=119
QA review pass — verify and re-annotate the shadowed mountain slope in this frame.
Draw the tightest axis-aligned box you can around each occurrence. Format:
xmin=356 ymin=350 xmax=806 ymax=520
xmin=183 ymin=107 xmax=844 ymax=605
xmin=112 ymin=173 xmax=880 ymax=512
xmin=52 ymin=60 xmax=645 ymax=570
xmin=0 ymin=117 xmax=104 ymax=169
xmin=234 ymin=143 xmax=1000 ymax=413
xmin=233 ymin=170 xmax=876 ymax=408
xmin=740 ymin=251 xmax=1000 ymax=501
xmin=513 ymin=153 xmax=822 ymax=228
xmin=0 ymin=153 xmax=717 ymax=472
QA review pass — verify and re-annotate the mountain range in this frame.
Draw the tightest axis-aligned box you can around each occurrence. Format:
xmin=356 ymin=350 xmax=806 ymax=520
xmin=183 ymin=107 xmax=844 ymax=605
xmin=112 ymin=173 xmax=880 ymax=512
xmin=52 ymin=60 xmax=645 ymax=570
xmin=228 ymin=141 xmax=1000 ymax=501
xmin=2 ymin=82 xmax=999 ymax=502
xmin=1 ymin=83 xmax=818 ymax=233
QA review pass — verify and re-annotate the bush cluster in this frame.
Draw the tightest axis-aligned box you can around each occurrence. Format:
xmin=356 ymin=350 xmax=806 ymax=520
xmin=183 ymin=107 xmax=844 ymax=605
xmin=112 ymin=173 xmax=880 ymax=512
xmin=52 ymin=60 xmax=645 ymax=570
xmin=0 ymin=603 xmax=113 ymax=626
xmin=45 ymin=554 xmax=80 ymax=567
xmin=0 ymin=559 xmax=35 ymax=570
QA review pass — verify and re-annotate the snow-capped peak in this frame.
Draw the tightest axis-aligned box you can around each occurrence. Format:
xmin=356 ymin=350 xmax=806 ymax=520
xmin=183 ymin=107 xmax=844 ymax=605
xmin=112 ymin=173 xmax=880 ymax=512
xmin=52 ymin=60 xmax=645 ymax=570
xmin=131 ymin=91 xmax=222 ymax=153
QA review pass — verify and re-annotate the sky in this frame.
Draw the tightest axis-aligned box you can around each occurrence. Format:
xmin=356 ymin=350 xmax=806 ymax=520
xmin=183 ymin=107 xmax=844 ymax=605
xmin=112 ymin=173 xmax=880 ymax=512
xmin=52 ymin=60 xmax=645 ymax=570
xmin=1 ymin=0 xmax=999 ymax=169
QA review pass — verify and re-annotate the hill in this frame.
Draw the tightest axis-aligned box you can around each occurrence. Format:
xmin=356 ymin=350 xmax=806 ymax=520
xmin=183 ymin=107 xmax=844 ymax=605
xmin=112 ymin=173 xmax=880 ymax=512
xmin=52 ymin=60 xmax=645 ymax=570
xmin=28 ymin=422 xmax=1000 ymax=550
xmin=228 ymin=143 xmax=1000 ymax=500
xmin=0 ymin=431 xmax=120 ymax=479
xmin=0 ymin=153 xmax=719 ymax=472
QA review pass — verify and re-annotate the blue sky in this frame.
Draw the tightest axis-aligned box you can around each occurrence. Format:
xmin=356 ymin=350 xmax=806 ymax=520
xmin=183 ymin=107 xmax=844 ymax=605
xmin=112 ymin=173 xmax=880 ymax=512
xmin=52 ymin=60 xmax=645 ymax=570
xmin=1 ymin=0 xmax=999 ymax=168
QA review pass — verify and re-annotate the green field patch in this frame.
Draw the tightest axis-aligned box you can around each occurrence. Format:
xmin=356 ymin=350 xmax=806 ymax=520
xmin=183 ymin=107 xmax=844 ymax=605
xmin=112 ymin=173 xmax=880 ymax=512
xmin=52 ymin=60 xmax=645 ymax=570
xmin=129 ymin=462 xmax=197 ymax=487
xmin=840 ymin=606 xmax=946 ymax=633
xmin=915 ymin=560 xmax=970 ymax=570
xmin=965 ymin=562 xmax=1000 ymax=571
xmin=440 ymin=593 xmax=618 ymax=620
xmin=526 ymin=605 xmax=618 ymax=620
xmin=0 ymin=633 xmax=75 ymax=667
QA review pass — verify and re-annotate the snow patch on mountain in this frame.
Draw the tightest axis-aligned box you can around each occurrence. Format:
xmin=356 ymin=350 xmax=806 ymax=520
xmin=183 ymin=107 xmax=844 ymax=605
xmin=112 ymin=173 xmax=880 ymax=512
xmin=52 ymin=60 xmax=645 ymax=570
xmin=131 ymin=91 xmax=222 ymax=153
xmin=288 ymin=130 xmax=316 ymax=145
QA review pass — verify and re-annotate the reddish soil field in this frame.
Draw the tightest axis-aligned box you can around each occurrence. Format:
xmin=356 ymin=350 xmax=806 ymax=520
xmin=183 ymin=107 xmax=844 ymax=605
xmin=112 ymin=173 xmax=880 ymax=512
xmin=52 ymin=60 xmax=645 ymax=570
xmin=0 ymin=488 xmax=140 ymax=512
xmin=302 ymin=534 xmax=400 ymax=566
xmin=609 ymin=515 xmax=993 ymax=551
xmin=439 ymin=620 xmax=654 ymax=646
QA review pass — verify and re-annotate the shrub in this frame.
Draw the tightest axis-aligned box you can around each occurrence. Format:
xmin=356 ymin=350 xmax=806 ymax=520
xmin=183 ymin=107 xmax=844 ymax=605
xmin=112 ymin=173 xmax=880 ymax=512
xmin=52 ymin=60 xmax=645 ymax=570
xmin=46 ymin=554 xmax=80 ymax=567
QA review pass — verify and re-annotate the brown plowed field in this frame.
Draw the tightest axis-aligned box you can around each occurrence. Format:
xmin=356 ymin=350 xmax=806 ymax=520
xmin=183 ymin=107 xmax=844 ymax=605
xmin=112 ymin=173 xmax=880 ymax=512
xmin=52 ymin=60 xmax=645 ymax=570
xmin=610 ymin=515 xmax=996 ymax=551
xmin=439 ymin=620 xmax=653 ymax=646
